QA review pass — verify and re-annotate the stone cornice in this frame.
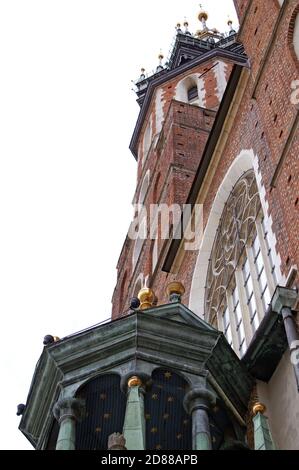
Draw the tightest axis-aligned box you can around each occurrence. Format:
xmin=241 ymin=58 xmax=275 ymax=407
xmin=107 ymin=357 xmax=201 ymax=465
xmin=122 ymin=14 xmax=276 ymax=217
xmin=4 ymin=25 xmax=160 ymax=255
xmin=19 ymin=302 xmax=253 ymax=448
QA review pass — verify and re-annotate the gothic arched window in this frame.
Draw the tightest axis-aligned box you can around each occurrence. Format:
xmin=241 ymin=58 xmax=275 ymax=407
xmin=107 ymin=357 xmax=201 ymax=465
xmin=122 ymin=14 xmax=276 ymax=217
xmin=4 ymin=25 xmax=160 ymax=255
xmin=175 ymin=75 xmax=201 ymax=106
xmin=187 ymin=85 xmax=199 ymax=104
xmin=142 ymin=117 xmax=153 ymax=164
xmin=132 ymin=171 xmax=150 ymax=271
xmin=205 ymin=170 xmax=277 ymax=357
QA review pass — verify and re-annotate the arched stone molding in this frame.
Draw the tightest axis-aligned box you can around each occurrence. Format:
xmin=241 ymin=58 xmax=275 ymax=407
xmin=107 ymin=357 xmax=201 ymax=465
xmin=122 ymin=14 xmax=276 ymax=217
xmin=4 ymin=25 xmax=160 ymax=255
xmin=155 ymin=87 xmax=164 ymax=134
xmin=188 ymin=149 xmax=284 ymax=318
xmin=293 ymin=13 xmax=299 ymax=61
xmin=138 ymin=169 xmax=150 ymax=204
xmin=287 ymin=5 xmax=299 ymax=66
xmin=132 ymin=272 xmax=145 ymax=298
xmin=142 ymin=117 xmax=153 ymax=165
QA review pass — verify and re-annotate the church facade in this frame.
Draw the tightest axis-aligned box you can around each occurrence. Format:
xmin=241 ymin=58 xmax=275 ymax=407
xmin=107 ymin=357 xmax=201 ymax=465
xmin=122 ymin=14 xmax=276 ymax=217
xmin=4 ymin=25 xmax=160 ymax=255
xmin=19 ymin=1 xmax=299 ymax=450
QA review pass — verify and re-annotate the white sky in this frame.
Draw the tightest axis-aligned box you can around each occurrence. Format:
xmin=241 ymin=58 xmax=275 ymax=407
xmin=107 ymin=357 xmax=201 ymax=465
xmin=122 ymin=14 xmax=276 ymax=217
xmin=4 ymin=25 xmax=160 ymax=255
xmin=0 ymin=0 xmax=237 ymax=450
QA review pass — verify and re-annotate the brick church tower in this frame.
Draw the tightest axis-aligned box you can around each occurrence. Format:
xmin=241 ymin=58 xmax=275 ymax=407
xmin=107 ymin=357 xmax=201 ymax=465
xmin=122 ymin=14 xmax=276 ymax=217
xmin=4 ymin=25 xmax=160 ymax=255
xmin=19 ymin=2 xmax=299 ymax=450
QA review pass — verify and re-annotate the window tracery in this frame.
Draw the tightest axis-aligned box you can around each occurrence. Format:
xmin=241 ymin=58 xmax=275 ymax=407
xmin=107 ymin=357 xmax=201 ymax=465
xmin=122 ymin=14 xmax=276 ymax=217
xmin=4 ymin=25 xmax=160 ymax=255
xmin=205 ymin=170 xmax=277 ymax=356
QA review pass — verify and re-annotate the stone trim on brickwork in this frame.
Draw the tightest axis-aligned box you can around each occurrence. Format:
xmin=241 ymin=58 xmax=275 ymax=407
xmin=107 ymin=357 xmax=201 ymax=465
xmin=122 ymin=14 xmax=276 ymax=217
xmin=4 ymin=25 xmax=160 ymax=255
xmin=287 ymin=4 xmax=299 ymax=67
xmin=189 ymin=149 xmax=284 ymax=318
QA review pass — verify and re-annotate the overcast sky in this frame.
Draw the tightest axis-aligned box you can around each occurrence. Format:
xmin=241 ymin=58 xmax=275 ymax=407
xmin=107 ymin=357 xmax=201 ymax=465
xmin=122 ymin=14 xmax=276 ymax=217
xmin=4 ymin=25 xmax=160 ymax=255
xmin=0 ymin=0 xmax=237 ymax=450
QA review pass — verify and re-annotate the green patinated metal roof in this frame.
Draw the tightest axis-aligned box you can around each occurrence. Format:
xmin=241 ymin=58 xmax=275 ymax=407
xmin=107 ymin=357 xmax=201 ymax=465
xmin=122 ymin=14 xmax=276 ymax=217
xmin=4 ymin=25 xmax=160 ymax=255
xmin=19 ymin=302 xmax=254 ymax=448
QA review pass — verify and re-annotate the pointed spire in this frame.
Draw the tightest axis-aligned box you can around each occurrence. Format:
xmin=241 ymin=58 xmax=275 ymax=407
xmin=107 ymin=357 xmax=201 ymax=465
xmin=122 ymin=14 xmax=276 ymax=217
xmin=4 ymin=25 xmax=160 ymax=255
xmin=156 ymin=51 xmax=164 ymax=73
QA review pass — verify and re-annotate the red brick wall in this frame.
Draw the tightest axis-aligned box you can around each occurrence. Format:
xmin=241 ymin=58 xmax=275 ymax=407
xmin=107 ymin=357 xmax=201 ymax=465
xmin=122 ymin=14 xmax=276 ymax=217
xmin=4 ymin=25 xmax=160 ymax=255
xmin=171 ymin=0 xmax=299 ymax=308
xmin=112 ymin=0 xmax=299 ymax=317
xmin=137 ymin=60 xmax=233 ymax=183
xmin=174 ymin=0 xmax=299 ymax=307
xmin=112 ymin=101 xmax=216 ymax=317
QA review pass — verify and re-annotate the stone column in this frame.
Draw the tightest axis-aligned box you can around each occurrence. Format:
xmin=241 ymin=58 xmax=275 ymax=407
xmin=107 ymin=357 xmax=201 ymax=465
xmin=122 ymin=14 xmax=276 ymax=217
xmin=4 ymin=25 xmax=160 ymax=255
xmin=53 ymin=397 xmax=85 ymax=450
xmin=184 ymin=388 xmax=216 ymax=450
xmin=122 ymin=376 xmax=146 ymax=450
xmin=271 ymin=287 xmax=299 ymax=391
xmin=252 ymin=403 xmax=276 ymax=450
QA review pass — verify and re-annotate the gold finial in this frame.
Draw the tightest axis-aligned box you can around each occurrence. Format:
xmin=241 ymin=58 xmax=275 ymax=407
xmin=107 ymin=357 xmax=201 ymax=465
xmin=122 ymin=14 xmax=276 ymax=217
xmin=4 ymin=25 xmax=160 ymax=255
xmin=141 ymin=67 xmax=145 ymax=73
xmin=138 ymin=287 xmax=155 ymax=310
xmin=198 ymin=4 xmax=208 ymax=23
xmin=128 ymin=376 xmax=143 ymax=388
xmin=252 ymin=402 xmax=267 ymax=416
xmin=176 ymin=22 xmax=183 ymax=34
xmin=158 ymin=50 xmax=164 ymax=61
xmin=166 ymin=281 xmax=185 ymax=303
xmin=183 ymin=17 xmax=190 ymax=34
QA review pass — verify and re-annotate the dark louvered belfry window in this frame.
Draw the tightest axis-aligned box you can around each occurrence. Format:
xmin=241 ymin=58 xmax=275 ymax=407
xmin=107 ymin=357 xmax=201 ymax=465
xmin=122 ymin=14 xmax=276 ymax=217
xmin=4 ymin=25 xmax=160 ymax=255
xmin=144 ymin=369 xmax=192 ymax=450
xmin=76 ymin=374 xmax=126 ymax=450
xmin=188 ymin=86 xmax=198 ymax=102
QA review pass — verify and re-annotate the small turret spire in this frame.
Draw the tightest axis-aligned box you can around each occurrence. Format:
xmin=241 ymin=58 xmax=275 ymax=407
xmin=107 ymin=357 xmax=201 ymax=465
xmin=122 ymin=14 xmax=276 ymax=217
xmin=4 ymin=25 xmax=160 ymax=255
xmin=176 ymin=22 xmax=182 ymax=34
xmin=156 ymin=51 xmax=164 ymax=73
xmin=227 ymin=17 xmax=236 ymax=36
xmin=136 ymin=68 xmax=146 ymax=83
xmin=183 ymin=18 xmax=191 ymax=35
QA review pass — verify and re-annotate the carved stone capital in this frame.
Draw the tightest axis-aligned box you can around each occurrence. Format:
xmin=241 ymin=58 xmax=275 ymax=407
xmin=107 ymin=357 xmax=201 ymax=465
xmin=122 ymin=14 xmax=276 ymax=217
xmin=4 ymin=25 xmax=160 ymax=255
xmin=53 ymin=397 xmax=85 ymax=424
xmin=183 ymin=387 xmax=216 ymax=415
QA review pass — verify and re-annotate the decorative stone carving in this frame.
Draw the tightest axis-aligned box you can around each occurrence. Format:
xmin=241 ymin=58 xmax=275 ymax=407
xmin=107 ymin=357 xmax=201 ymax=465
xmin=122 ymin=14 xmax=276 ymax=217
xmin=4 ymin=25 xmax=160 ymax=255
xmin=53 ymin=397 xmax=85 ymax=424
xmin=183 ymin=387 xmax=216 ymax=414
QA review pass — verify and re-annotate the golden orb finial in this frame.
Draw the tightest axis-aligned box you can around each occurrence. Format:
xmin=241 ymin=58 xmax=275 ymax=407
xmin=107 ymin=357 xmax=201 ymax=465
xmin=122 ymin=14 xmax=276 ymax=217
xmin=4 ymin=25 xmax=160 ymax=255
xmin=128 ymin=376 xmax=143 ymax=388
xmin=138 ymin=287 xmax=155 ymax=310
xmin=198 ymin=4 xmax=208 ymax=23
xmin=166 ymin=281 xmax=185 ymax=303
xmin=252 ymin=402 xmax=267 ymax=416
